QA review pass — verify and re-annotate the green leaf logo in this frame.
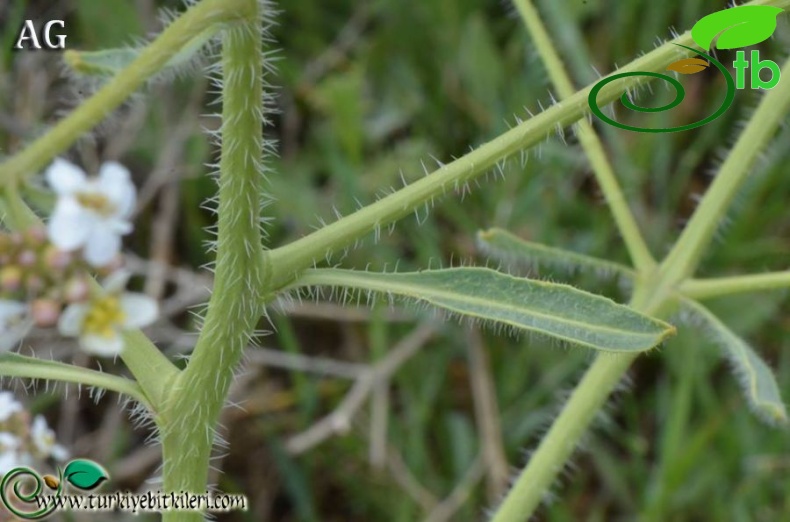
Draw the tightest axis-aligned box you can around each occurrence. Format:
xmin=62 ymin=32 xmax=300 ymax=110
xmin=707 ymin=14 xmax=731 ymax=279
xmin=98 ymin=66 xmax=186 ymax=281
xmin=691 ymin=6 xmax=783 ymax=50
xmin=63 ymin=460 xmax=109 ymax=491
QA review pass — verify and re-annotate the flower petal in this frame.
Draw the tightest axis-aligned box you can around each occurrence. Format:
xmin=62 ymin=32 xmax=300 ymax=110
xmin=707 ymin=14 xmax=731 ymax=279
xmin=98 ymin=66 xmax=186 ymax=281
xmin=0 ymin=319 xmax=32 ymax=352
xmin=30 ymin=415 xmax=51 ymax=454
xmin=98 ymin=161 xmax=136 ymax=218
xmin=83 ymin=227 xmax=122 ymax=267
xmin=80 ymin=333 xmax=124 ymax=357
xmin=0 ymin=433 xmax=19 ymax=449
xmin=48 ymin=199 xmax=92 ymax=251
xmin=109 ymin=218 xmax=133 ymax=235
xmin=51 ymin=444 xmax=70 ymax=461
xmin=46 ymin=158 xmax=87 ymax=195
xmin=102 ymin=270 xmax=132 ymax=294
xmin=0 ymin=394 xmax=22 ymax=422
xmin=120 ymin=294 xmax=159 ymax=328
xmin=0 ymin=453 xmax=20 ymax=474
xmin=0 ymin=300 xmax=27 ymax=323
xmin=0 ymin=301 xmax=32 ymax=352
xmin=58 ymin=303 xmax=88 ymax=338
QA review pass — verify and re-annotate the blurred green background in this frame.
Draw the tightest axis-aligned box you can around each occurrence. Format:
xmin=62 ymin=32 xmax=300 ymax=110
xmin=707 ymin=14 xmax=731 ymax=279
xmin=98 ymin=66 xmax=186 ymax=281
xmin=2 ymin=0 xmax=790 ymax=520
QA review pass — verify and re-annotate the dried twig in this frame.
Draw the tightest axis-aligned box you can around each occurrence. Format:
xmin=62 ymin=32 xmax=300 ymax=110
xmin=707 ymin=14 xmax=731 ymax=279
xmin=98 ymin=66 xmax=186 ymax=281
xmin=467 ymin=328 xmax=509 ymax=500
xmin=423 ymin=454 xmax=485 ymax=522
xmin=386 ymin=444 xmax=439 ymax=512
xmin=285 ymin=323 xmax=437 ymax=454
xmin=246 ymin=347 xmax=366 ymax=380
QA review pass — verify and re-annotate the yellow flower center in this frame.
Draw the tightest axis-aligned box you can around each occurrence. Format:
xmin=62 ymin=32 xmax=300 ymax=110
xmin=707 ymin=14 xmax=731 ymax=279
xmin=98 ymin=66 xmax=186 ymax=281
xmin=76 ymin=192 xmax=116 ymax=217
xmin=82 ymin=296 xmax=125 ymax=338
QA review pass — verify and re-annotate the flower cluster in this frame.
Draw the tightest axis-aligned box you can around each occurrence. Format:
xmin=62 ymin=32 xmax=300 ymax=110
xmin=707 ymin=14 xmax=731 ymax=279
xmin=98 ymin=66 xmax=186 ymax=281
xmin=0 ymin=392 xmax=68 ymax=474
xmin=0 ymin=159 xmax=158 ymax=357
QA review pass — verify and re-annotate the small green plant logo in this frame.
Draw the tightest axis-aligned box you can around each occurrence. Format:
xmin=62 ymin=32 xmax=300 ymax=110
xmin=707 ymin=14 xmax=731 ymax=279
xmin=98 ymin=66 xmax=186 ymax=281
xmin=0 ymin=459 xmax=108 ymax=519
xmin=589 ymin=5 xmax=784 ymax=132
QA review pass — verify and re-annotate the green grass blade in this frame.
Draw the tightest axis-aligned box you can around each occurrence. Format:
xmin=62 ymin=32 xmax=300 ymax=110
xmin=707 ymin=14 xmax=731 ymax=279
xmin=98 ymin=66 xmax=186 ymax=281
xmin=477 ymin=228 xmax=636 ymax=280
xmin=681 ymin=297 xmax=788 ymax=425
xmin=291 ymin=268 xmax=674 ymax=353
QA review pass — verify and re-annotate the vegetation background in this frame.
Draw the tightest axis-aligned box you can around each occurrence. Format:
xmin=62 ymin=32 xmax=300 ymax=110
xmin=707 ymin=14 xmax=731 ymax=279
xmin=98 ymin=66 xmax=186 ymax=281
xmin=1 ymin=0 xmax=790 ymax=520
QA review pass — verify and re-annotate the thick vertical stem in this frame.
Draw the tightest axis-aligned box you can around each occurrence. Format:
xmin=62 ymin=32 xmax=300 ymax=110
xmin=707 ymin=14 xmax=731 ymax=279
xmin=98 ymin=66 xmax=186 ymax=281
xmin=160 ymin=1 xmax=268 ymax=519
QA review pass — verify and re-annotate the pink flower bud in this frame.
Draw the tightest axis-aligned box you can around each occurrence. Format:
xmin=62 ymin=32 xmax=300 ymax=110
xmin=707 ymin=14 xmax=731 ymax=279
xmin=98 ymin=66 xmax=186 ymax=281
xmin=17 ymin=250 xmax=37 ymax=267
xmin=44 ymin=246 xmax=72 ymax=271
xmin=25 ymin=274 xmax=44 ymax=294
xmin=96 ymin=254 xmax=125 ymax=276
xmin=0 ymin=266 xmax=22 ymax=292
xmin=63 ymin=277 xmax=90 ymax=303
xmin=31 ymin=299 xmax=60 ymax=328
xmin=24 ymin=228 xmax=47 ymax=246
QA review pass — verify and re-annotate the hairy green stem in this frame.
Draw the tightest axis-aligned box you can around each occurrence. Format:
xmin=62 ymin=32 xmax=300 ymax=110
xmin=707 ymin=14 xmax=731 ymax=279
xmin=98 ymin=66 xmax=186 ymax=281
xmin=267 ymin=28 xmax=701 ymax=288
xmin=0 ymin=0 xmax=259 ymax=412
xmin=512 ymin=0 xmax=655 ymax=272
xmin=681 ymin=271 xmax=790 ymax=299
xmin=160 ymin=3 xmax=268 ymax=519
xmin=494 ymin=353 xmax=639 ymax=520
xmin=268 ymin=0 xmax=790 ymax=290
xmin=0 ymin=185 xmax=40 ymax=229
xmin=661 ymin=54 xmax=790 ymax=283
xmin=0 ymin=0 xmax=251 ymax=188
xmin=491 ymin=4 xmax=790 ymax=521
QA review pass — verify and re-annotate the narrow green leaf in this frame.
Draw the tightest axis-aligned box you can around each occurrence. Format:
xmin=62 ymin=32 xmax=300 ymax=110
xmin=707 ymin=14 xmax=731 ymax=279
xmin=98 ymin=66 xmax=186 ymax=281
xmin=292 ymin=268 xmax=674 ymax=353
xmin=63 ymin=25 xmax=219 ymax=77
xmin=63 ymin=460 xmax=109 ymax=491
xmin=0 ymin=353 xmax=150 ymax=408
xmin=268 ymin=440 xmax=319 ymax=522
xmin=477 ymin=228 xmax=636 ymax=280
xmin=681 ymin=298 xmax=787 ymax=425
xmin=691 ymin=6 xmax=783 ymax=50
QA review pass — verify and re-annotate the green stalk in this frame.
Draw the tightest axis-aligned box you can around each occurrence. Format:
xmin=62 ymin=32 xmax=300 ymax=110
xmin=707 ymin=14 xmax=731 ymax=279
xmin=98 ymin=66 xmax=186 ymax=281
xmin=495 ymin=353 xmax=640 ymax=519
xmin=0 ymin=0 xmax=259 ymax=413
xmin=681 ymin=271 xmax=790 ymax=299
xmin=268 ymin=0 xmax=790 ymax=290
xmin=512 ymin=0 xmax=655 ymax=272
xmin=267 ymin=28 xmax=699 ymax=288
xmin=0 ymin=353 xmax=150 ymax=408
xmin=490 ymin=5 xmax=790 ymax=522
xmin=660 ymin=55 xmax=790 ymax=283
xmin=0 ymin=0 xmax=252 ymax=188
xmin=159 ymin=2 xmax=268 ymax=518
xmin=490 ymin=279 xmax=673 ymax=522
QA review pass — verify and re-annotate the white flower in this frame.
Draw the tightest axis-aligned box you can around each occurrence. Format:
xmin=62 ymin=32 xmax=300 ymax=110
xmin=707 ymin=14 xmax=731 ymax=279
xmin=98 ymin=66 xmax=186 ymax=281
xmin=57 ymin=271 xmax=158 ymax=357
xmin=46 ymin=158 xmax=136 ymax=267
xmin=30 ymin=416 xmax=68 ymax=461
xmin=0 ymin=432 xmax=22 ymax=474
xmin=0 ymin=300 xmax=32 ymax=352
xmin=0 ymin=393 xmax=22 ymax=422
